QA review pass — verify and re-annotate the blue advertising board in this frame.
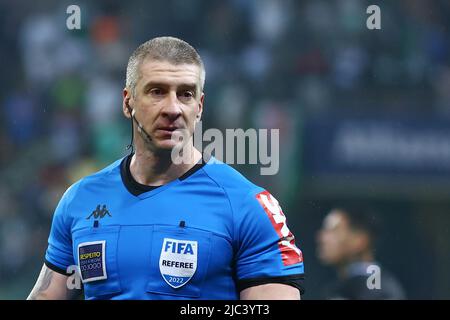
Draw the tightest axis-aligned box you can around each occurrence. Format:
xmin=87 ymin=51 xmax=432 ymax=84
xmin=303 ymin=114 xmax=450 ymax=178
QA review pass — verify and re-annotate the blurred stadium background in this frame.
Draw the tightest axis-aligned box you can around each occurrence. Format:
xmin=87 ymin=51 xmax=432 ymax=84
xmin=1 ymin=0 xmax=450 ymax=299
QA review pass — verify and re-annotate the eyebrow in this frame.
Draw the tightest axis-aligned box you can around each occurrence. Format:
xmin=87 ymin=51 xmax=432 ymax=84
xmin=142 ymin=81 xmax=199 ymax=92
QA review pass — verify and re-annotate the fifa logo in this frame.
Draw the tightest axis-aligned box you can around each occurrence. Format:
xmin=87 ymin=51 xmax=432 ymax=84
xmin=159 ymin=238 xmax=198 ymax=288
xmin=164 ymin=240 xmax=195 ymax=255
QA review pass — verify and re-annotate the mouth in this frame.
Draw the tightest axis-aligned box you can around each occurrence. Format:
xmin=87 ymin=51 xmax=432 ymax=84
xmin=157 ymin=126 xmax=179 ymax=132
xmin=156 ymin=126 xmax=179 ymax=134
xmin=155 ymin=126 xmax=185 ymax=139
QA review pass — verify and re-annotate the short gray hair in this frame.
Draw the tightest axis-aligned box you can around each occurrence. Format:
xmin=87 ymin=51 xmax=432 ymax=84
xmin=126 ymin=36 xmax=205 ymax=97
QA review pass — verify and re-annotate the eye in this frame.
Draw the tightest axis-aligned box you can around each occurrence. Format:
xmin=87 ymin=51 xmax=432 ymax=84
xmin=180 ymin=91 xmax=194 ymax=99
xmin=149 ymin=88 xmax=163 ymax=96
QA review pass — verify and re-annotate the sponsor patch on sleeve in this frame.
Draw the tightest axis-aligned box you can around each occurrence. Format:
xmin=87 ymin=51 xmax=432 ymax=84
xmin=78 ymin=240 xmax=107 ymax=283
xmin=256 ymin=191 xmax=304 ymax=266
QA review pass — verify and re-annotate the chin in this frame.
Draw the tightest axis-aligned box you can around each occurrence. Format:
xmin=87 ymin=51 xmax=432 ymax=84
xmin=153 ymin=143 xmax=176 ymax=151
xmin=318 ymin=252 xmax=334 ymax=265
xmin=153 ymin=139 xmax=183 ymax=151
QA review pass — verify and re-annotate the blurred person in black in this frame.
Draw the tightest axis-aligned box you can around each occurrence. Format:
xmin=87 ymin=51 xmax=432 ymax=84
xmin=316 ymin=205 xmax=405 ymax=299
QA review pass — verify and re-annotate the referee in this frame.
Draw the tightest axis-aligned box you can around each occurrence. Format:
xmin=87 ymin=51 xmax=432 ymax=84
xmin=28 ymin=36 xmax=305 ymax=300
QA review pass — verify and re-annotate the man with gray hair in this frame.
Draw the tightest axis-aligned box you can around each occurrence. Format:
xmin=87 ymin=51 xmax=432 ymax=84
xmin=28 ymin=36 xmax=305 ymax=300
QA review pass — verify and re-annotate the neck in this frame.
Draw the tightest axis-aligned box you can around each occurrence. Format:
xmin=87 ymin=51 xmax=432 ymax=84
xmin=337 ymin=251 xmax=374 ymax=279
xmin=130 ymin=143 xmax=202 ymax=186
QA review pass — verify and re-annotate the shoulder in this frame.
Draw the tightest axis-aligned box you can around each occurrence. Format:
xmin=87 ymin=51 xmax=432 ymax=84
xmin=201 ymin=156 xmax=264 ymax=198
xmin=60 ymin=157 xmax=124 ymax=205
xmin=201 ymin=157 xmax=279 ymax=224
xmin=335 ymin=264 xmax=406 ymax=299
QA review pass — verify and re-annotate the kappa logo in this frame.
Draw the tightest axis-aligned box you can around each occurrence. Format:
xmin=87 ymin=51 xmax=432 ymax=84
xmin=159 ymin=238 xmax=198 ymax=289
xmin=86 ymin=204 xmax=112 ymax=220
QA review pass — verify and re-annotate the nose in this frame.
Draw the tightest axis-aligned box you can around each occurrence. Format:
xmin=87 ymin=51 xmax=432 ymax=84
xmin=316 ymin=229 xmax=326 ymax=244
xmin=161 ymin=91 xmax=182 ymax=121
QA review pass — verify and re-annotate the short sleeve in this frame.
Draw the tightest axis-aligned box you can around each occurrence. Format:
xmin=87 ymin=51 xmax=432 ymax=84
xmin=234 ymin=190 xmax=305 ymax=293
xmin=44 ymin=184 xmax=78 ymax=275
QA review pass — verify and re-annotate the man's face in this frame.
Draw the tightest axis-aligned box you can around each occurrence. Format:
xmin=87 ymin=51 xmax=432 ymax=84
xmin=123 ymin=59 xmax=204 ymax=151
xmin=316 ymin=210 xmax=360 ymax=265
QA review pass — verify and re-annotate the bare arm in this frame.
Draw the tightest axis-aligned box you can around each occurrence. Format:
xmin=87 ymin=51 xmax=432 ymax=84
xmin=27 ymin=264 xmax=80 ymax=300
xmin=240 ymin=283 xmax=301 ymax=300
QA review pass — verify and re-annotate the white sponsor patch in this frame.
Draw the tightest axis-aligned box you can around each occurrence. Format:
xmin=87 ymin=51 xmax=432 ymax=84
xmin=159 ymin=238 xmax=197 ymax=288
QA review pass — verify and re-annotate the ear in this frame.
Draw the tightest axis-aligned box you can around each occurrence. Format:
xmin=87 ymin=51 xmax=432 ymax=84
xmin=196 ymin=92 xmax=204 ymax=122
xmin=123 ymin=88 xmax=133 ymax=119
xmin=352 ymin=232 xmax=370 ymax=253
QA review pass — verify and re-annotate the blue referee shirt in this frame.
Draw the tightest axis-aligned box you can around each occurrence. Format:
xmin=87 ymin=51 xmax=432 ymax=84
xmin=44 ymin=154 xmax=305 ymax=299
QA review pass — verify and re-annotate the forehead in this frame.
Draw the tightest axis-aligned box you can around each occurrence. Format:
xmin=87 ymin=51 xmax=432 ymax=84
xmin=138 ymin=59 xmax=201 ymax=87
xmin=323 ymin=210 xmax=348 ymax=230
